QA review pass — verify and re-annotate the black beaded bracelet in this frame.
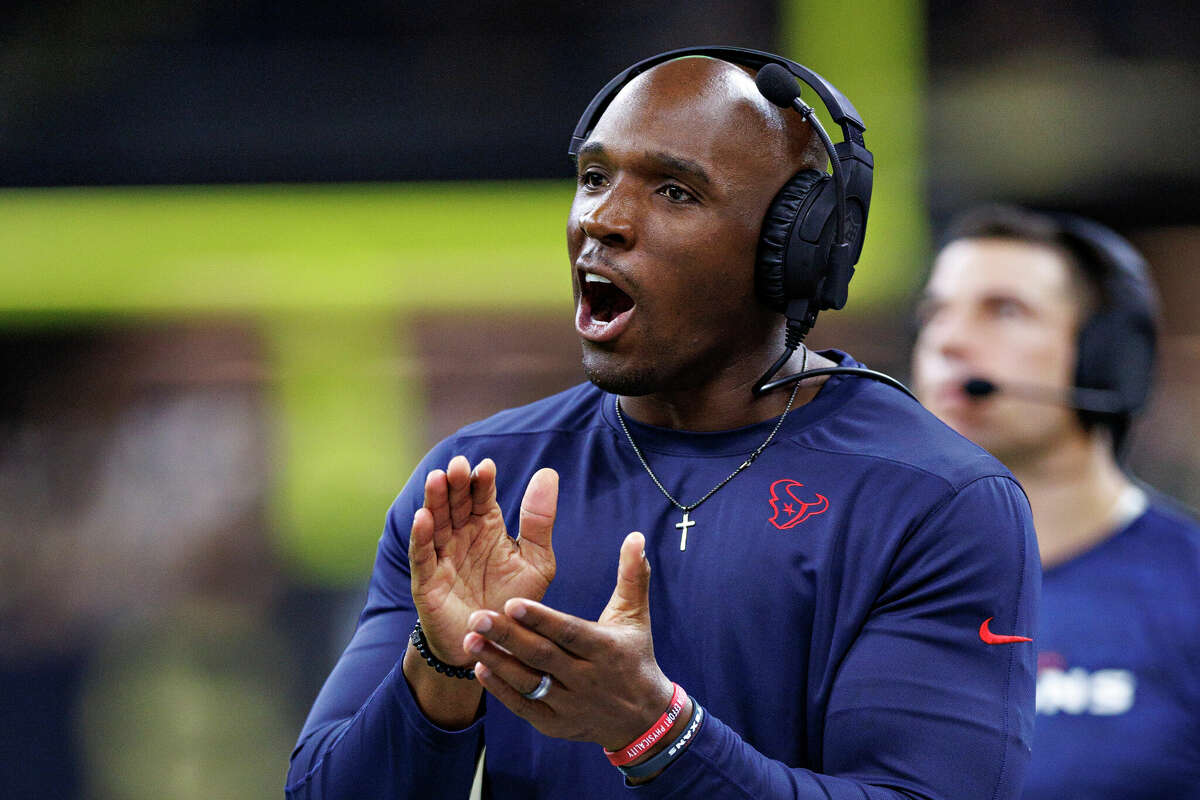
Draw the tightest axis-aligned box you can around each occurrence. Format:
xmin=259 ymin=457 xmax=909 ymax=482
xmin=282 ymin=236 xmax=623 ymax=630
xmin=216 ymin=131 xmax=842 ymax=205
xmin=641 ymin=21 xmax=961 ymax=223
xmin=409 ymin=620 xmax=477 ymax=680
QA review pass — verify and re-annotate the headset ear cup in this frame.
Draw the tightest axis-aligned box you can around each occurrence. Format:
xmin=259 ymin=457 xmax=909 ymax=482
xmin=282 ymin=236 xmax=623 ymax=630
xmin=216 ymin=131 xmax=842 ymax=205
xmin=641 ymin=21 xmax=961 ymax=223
xmin=756 ymin=169 xmax=826 ymax=311
xmin=1076 ymin=309 xmax=1156 ymax=416
xmin=1075 ymin=312 xmax=1118 ymax=398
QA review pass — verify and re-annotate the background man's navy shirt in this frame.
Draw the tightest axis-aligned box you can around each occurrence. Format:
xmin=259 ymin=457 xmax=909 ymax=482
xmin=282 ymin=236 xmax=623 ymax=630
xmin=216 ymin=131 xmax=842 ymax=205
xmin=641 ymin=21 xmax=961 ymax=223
xmin=1023 ymin=495 xmax=1200 ymax=799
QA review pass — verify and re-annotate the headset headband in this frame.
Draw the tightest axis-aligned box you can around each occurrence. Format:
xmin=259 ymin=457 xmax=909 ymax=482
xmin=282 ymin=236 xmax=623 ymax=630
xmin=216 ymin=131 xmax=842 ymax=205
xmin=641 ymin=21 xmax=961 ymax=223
xmin=568 ymin=46 xmax=866 ymax=157
xmin=1050 ymin=213 xmax=1156 ymax=306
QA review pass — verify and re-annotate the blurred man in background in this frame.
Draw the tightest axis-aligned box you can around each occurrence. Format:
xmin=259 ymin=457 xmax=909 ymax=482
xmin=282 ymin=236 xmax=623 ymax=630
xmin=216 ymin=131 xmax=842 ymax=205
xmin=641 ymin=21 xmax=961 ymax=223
xmin=912 ymin=204 xmax=1200 ymax=799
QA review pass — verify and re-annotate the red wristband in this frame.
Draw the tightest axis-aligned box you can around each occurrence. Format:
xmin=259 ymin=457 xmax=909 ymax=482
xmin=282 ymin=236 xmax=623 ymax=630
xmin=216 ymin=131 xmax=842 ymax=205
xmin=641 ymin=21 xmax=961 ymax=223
xmin=604 ymin=683 xmax=688 ymax=766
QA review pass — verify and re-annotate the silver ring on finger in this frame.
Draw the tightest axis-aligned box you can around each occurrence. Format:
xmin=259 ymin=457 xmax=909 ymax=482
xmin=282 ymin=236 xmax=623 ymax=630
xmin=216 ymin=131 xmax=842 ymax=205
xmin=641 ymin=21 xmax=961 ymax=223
xmin=521 ymin=673 xmax=552 ymax=701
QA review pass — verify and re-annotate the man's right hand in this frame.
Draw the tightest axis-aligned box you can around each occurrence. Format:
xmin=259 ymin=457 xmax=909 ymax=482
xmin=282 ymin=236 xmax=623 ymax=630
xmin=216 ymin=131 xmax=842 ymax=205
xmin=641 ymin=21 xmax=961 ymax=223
xmin=404 ymin=456 xmax=558 ymax=724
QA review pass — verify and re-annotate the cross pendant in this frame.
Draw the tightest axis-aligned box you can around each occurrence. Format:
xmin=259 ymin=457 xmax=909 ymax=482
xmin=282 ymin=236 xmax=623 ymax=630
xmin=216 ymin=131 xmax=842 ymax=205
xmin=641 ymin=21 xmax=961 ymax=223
xmin=675 ymin=510 xmax=695 ymax=551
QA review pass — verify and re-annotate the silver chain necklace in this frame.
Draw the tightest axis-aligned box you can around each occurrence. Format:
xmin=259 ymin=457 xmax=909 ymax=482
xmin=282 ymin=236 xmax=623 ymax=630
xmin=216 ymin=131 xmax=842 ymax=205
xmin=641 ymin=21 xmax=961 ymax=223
xmin=614 ymin=349 xmax=806 ymax=551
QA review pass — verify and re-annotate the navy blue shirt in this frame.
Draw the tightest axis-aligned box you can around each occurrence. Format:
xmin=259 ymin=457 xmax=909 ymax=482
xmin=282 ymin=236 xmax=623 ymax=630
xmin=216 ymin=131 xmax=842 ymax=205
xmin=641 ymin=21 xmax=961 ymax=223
xmin=1023 ymin=495 xmax=1200 ymax=799
xmin=287 ymin=352 xmax=1040 ymax=799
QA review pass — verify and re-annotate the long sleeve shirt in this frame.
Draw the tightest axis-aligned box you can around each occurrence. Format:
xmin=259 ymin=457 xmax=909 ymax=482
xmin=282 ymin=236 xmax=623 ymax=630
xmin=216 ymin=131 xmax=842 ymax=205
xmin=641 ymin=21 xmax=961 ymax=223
xmin=287 ymin=352 xmax=1040 ymax=800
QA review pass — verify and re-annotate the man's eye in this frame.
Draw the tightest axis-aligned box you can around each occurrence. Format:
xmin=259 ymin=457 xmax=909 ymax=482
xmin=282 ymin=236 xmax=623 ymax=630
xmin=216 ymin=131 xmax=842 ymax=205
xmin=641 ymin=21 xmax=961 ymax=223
xmin=661 ymin=184 xmax=693 ymax=203
xmin=990 ymin=299 xmax=1027 ymax=319
xmin=579 ymin=170 xmax=606 ymax=188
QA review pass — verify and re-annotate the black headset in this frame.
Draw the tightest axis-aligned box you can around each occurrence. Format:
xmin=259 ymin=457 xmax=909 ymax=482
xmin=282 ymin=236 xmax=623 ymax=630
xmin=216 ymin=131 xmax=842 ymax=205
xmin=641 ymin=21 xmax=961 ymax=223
xmin=1052 ymin=213 xmax=1159 ymax=431
xmin=570 ymin=46 xmax=910 ymax=399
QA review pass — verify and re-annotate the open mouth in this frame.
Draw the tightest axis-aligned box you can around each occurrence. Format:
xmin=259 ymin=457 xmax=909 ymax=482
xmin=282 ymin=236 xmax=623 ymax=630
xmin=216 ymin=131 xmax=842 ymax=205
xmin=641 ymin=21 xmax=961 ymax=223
xmin=580 ymin=272 xmax=634 ymax=322
xmin=576 ymin=270 xmax=636 ymax=341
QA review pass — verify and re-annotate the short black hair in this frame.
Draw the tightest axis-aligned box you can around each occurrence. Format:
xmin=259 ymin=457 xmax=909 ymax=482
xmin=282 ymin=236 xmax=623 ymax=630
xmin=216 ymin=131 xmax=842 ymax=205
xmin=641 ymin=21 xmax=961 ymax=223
xmin=941 ymin=204 xmax=1103 ymax=315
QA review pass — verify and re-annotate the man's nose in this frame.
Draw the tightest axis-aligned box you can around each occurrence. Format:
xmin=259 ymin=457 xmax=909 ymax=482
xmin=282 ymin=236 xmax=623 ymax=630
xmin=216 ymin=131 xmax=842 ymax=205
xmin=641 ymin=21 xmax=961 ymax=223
xmin=578 ymin=185 xmax=636 ymax=250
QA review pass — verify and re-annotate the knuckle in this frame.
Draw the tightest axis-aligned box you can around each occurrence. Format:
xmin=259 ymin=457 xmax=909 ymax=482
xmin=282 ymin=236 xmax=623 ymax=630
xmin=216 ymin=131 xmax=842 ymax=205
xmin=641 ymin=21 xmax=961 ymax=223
xmin=520 ymin=506 xmax=555 ymax=524
xmin=528 ymin=640 xmax=557 ymax=668
xmin=557 ymin=618 xmax=582 ymax=648
xmin=489 ymin=623 xmax=512 ymax=648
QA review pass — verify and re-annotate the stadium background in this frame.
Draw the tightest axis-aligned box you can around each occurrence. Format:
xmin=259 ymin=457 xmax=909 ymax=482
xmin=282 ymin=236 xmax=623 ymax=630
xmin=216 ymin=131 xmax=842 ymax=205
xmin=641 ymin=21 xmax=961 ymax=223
xmin=1 ymin=1 xmax=1196 ymax=797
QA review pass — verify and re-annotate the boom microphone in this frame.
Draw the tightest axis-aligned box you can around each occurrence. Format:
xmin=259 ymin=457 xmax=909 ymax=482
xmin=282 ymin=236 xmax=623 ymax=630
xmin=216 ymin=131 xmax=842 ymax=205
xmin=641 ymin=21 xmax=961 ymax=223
xmin=962 ymin=377 xmax=1128 ymax=415
xmin=755 ymin=63 xmax=805 ymax=109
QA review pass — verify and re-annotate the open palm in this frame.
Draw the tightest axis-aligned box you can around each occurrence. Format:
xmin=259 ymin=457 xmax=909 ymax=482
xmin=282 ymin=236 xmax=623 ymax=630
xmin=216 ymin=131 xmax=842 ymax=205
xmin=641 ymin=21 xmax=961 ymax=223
xmin=409 ymin=456 xmax=558 ymax=666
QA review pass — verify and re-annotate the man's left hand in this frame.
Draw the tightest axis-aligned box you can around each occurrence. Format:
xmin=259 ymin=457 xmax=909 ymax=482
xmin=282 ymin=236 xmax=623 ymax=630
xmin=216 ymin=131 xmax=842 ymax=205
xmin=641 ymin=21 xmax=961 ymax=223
xmin=462 ymin=531 xmax=676 ymax=752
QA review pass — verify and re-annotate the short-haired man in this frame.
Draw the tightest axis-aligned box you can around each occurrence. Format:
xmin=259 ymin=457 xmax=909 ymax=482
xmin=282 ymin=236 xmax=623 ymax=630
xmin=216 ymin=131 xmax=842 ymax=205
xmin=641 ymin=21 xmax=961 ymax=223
xmin=912 ymin=205 xmax=1200 ymax=799
xmin=287 ymin=53 xmax=1039 ymax=800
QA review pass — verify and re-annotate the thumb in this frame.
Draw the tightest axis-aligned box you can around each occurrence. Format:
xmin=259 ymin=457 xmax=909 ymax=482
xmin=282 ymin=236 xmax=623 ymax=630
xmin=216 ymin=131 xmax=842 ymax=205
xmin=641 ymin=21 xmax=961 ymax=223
xmin=516 ymin=467 xmax=558 ymax=560
xmin=602 ymin=532 xmax=651 ymax=625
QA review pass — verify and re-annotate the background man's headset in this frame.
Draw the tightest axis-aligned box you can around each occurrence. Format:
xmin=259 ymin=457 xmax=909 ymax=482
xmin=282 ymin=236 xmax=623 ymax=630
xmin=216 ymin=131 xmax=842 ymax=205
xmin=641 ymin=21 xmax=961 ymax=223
xmin=958 ymin=209 xmax=1159 ymax=454
xmin=568 ymin=45 xmax=915 ymax=400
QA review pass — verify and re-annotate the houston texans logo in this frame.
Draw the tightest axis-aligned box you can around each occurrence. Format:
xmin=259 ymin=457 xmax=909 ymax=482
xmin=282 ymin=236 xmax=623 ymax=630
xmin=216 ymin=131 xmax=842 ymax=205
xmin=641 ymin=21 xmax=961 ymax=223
xmin=768 ymin=479 xmax=829 ymax=530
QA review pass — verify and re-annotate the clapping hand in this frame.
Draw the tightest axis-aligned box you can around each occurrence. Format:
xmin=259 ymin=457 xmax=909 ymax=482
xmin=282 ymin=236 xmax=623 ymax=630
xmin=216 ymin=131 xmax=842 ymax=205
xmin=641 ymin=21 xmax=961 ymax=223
xmin=461 ymin=532 xmax=680 ymax=755
xmin=409 ymin=455 xmax=559 ymax=668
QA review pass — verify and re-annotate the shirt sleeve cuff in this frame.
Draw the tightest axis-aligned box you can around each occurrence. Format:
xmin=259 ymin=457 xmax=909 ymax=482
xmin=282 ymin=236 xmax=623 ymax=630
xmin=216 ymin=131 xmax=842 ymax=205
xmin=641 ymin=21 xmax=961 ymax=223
xmin=391 ymin=658 xmax=486 ymax=753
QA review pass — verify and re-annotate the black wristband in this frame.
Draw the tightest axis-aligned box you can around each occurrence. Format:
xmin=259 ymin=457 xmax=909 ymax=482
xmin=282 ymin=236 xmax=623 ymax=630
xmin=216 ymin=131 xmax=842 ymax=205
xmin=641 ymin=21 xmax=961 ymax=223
xmin=409 ymin=620 xmax=477 ymax=680
xmin=618 ymin=702 xmax=704 ymax=780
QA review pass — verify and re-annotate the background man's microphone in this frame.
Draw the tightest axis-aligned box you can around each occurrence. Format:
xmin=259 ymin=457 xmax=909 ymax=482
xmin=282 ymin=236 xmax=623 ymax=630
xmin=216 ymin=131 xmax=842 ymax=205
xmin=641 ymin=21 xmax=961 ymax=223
xmin=962 ymin=377 xmax=1128 ymax=414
